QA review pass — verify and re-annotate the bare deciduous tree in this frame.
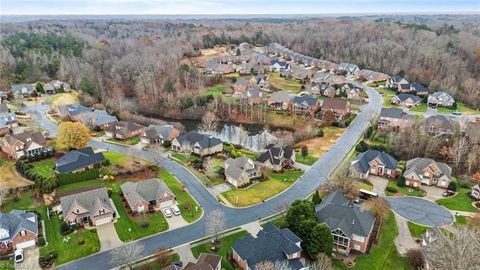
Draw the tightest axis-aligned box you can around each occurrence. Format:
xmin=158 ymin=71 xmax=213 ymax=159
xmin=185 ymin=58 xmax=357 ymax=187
xmin=110 ymin=242 xmax=145 ymax=269
xmin=199 ymin=111 xmax=219 ymax=133
xmin=203 ymin=157 xmax=218 ymax=178
xmin=363 ymin=197 xmax=390 ymax=220
xmin=310 ymin=253 xmax=334 ymax=270
xmin=205 ymin=208 xmax=226 ymax=241
xmin=254 ymin=260 xmax=292 ymax=270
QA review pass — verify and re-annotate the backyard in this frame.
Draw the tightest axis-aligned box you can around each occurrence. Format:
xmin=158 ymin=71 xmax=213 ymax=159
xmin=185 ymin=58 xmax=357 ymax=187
xmin=222 ymin=170 xmax=303 ymax=207
xmin=191 ymin=230 xmax=248 ymax=270
xmin=436 ymin=188 xmax=477 ymax=212
xmin=200 ymin=83 xmax=231 ymax=96
xmin=31 ymin=158 xmax=56 ymax=178
xmin=268 ymin=72 xmax=302 ymax=93
xmin=0 ymin=157 xmax=33 ymax=190
xmin=295 ymin=126 xmax=345 ymax=158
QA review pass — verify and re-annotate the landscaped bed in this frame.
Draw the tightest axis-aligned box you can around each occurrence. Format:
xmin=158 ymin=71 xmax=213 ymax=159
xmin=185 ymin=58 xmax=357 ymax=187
xmin=106 ymin=136 xmax=141 ymax=146
xmin=222 ymin=170 xmax=304 ymax=207
xmin=436 ymin=188 xmax=477 ymax=213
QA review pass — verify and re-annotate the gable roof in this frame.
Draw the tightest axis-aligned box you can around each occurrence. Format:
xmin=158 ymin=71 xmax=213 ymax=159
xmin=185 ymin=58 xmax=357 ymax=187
xmin=292 ymin=95 xmax=318 ymax=107
xmin=405 ymin=158 xmax=452 ymax=179
xmin=410 ymin=82 xmax=428 ymax=93
xmin=55 ymin=147 xmax=105 ymax=174
xmin=315 ymin=190 xmax=375 ymax=238
xmin=380 ymin=108 xmax=404 ymax=119
xmin=395 ymin=93 xmax=422 ymax=103
xmin=224 ymin=157 xmax=260 ymax=181
xmin=234 ymin=78 xmax=249 ymax=86
xmin=184 ymin=253 xmax=222 ymax=270
xmin=105 ymin=121 xmax=144 ymax=137
xmin=10 ymin=84 xmax=34 ymax=94
xmin=0 ymin=210 xmax=38 ymax=242
xmin=3 ymin=132 xmax=46 ymax=148
xmin=142 ymin=124 xmax=176 ymax=140
xmin=269 ymin=91 xmax=293 ymax=103
xmin=0 ymin=112 xmax=17 ymax=128
xmin=256 ymin=144 xmax=293 ymax=165
xmin=58 ymin=103 xmax=93 ymax=117
xmin=121 ymin=178 xmax=175 ymax=207
xmin=351 ymin=150 xmax=398 ymax=173
xmin=422 ymin=115 xmax=457 ymax=132
xmin=175 ymin=131 xmax=222 ymax=149
xmin=60 ymin=188 xmax=113 ymax=217
xmin=80 ymin=110 xmax=118 ymax=127
xmin=232 ymin=223 xmax=305 ymax=270
xmin=322 ymin=98 xmax=349 ymax=111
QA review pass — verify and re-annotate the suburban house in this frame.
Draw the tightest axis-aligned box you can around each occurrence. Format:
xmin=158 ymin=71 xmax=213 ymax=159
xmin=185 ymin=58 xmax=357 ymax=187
xmin=121 ymin=178 xmax=176 ymax=212
xmin=408 ymin=82 xmax=429 ymax=96
xmin=57 ymin=103 xmax=94 ymax=121
xmin=0 ymin=210 xmax=38 ymax=251
xmin=377 ymin=108 xmax=413 ymax=131
xmin=267 ymin=91 xmax=293 ymax=110
xmin=213 ymin=64 xmax=234 ymax=74
xmin=471 ymin=184 xmax=480 ymax=200
xmin=256 ymin=144 xmax=295 ymax=171
xmin=292 ymin=95 xmax=320 ymax=115
xmin=10 ymin=84 xmax=35 ymax=98
xmin=315 ymin=190 xmax=376 ymax=254
xmin=49 ymin=80 xmax=71 ymax=92
xmin=427 ymin=91 xmax=455 ymax=108
xmin=44 ymin=83 xmax=56 ymax=95
xmin=387 ymin=76 xmax=409 ymax=89
xmin=182 ymin=253 xmax=222 ymax=270
xmin=224 ymin=157 xmax=262 ymax=188
xmin=349 ymin=150 xmax=398 ymax=179
xmin=105 ymin=121 xmax=145 ymax=140
xmin=421 ymin=115 xmax=457 ymax=136
xmin=242 ymin=87 xmax=264 ymax=105
xmin=171 ymin=131 xmax=222 ymax=157
xmin=367 ymin=71 xmax=389 ymax=82
xmin=390 ymin=93 xmax=422 ymax=107
xmin=0 ymin=132 xmax=51 ymax=160
xmin=232 ymin=223 xmax=307 ymax=270
xmin=269 ymin=59 xmax=290 ymax=72
xmin=404 ymin=158 xmax=452 ymax=189
xmin=80 ymin=110 xmax=118 ymax=130
xmin=321 ymin=98 xmax=350 ymax=120
xmin=290 ymin=67 xmax=313 ymax=81
xmin=59 ymin=188 xmax=115 ymax=226
xmin=249 ymin=75 xmax=269 ymax=90
xmin=337 ymin=63 xmax=360 ymax=75
xmin=55 ymin=147 xmax=105 ymax=174
xmin=233 ymin=78 xmax=249 ymax=95
xmin=140 ymin=124 xmax=180 ymax=145
xmin=0 ymin=112 xmax=17 ymax=135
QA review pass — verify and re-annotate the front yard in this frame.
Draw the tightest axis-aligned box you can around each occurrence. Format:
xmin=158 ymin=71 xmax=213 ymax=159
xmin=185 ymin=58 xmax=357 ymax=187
xmin=294 ymin=154 xmax=318 ymax=166
xmin=375 ymin=87 xmax=398 ymax=108
xmin=436 ymin=102 xmax=479 ymax=114
xmin=222 ymin=170 xmax=303 ymax=207
xmin=409 ymin=102 xmax=428 ymax=112
xmin=106 ymin=136 xmax=141 ymax=146
xmin=436 ymin=188 xmax=477 ymax=213
xmin=385 ymin=181 xmax=426 ymax=197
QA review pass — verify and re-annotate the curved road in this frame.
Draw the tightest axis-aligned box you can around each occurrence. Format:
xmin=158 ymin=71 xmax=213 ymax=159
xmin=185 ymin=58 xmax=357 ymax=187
xmin=46 ymin=84 xmax=382 ymax=270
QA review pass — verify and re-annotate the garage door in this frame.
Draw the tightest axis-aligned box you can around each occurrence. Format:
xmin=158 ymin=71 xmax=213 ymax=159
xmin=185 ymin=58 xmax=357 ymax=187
xmin=16 ymin=240 xmax=36 ymax=249
xmin=159 ymin=200 xmax=174 ymax=209
xmin=95 ymin=217 xmax=112 ymax=226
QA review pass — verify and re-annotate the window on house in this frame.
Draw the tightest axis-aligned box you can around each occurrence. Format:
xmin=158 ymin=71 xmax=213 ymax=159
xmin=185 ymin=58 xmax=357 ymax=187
xmin=20 ymin=230 xmax=25 ymax=236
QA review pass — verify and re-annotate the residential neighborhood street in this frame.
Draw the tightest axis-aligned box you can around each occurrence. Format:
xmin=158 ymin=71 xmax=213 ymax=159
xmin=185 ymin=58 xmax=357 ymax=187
xmin=386 ymin=196 xmax=454 ymax=227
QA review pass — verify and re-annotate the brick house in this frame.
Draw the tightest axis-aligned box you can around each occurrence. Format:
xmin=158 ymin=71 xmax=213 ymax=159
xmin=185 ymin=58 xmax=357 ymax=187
xmin=140 ymin=124 xmax=181 ymax=145
xmin=0 ymin=132 xmax=51 ymax=160
xmin=316 ymin=190 xmax=376 ymax=254
xmin=0 ymin=210 xmax=38 ymax=251
xmin=233 ymin=78 xmax=250 ymax=95
xmin=321 ymin=98 xmax=350 ymax=121
xmin=292 ymin=95 xmax=320 ymax=115
xmin=404 ymin=158 xmax=452 ymax=189
xmin=121 ymin=178 xmax=176 ymax=212
xmin=390 ymin=93 xmax=422 ymax=108
xmin=171 ymin=131 xmax=222 ymax=157
xmin=377 ymin=108 xmax=413 ymax=132
xmin=79 ymin=110 xmax=118 ymax=130
xmin=224 ymin=157 xmax=262 ymax=188
xmin=267 ymin=91 xmax=293 ymax=110
xmin=105 ymin=121 xmax=145 ymax=140
xmin=55 ymin=147 xmax=105 ymax=174
xmin=183 ymin=253 xmax=221 ymax=270
xmin=60 ymin=188 xmax=115 ymax=227
xmin=349 ymin=150 xmax=398 ymax=179
xmin=256 ymin=144 xmax=295 ymax=171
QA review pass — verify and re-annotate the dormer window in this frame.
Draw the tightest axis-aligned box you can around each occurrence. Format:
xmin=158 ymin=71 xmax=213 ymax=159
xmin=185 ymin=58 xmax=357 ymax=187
xmin=76 ymin=209 xmax=80 ymax=214
xmin=20 ymin=230 xmax=26 ymax=236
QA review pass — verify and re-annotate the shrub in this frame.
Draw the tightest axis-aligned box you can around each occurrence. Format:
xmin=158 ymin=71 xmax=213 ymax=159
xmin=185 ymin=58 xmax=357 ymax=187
xmin=60 ymin=222 xmax=71 ymax=235
xmin=163 ymin=141 xmax=171 ymax=148
xmin=386 ymin=186 xmax=398 ymax=193
xmin=355 ymin=140 xmax=369 ymax=152
xmin=317 ymin=128 xmax=324 ymax=137
xmin=102 ymin=159 xmax=111 ymax=166
xmin=397 ymin=176 xmax=406 ymax=187
xmin=57 ymin=169 xmax=99 ymax=185
xmin=447 ymin=181 xmax=457 ymax=191
xmin=38 ymin=236 xmax=46 ymax=246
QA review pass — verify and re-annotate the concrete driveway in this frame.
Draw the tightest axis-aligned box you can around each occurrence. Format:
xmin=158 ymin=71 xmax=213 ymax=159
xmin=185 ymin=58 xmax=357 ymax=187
xmin=393 ymin=213 xmax=418 ymax=255
xmin=368 ymin=176 xmax=388 ymax=196
xmin=165 ymin=214 xmax=189 ymax=230
xmin=386 ymin=196 xmax=454 ymax=227
xmin=422 ymin=185 xmax=445 ymax=201
xmin=96 ymin=222 xmax=123 ymax=251
xmin=15 ymin=247 xmax=41 ymax=270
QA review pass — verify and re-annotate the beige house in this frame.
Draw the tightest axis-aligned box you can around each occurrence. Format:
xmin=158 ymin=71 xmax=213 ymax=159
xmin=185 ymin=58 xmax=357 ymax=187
xmin=171 ymin=131 xmax=223 ymax=157
xmin=350 ymin=150 xmax=398 ymax=179
xmin=121 ymin=178 xmax=176 ymax=212
xmin=224 ymin=157 xmax=261 ymax=188
xmin=404 ymin=158 xmax=452 ymax=189
xmin=377 ymin=108 xmax=413 ymax=132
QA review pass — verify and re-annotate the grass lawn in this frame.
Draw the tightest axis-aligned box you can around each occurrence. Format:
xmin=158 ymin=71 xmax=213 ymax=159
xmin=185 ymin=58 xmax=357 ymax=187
xmin=102 ymin=151 xmax=129 ymax=165
xmin=437 ymin=102 xmax=479 ymax=115
xmin=200 ymin=84 xmax=230 ymax=96
xmin=409 ymin=102 xmax=427 ymax=112
xmin=133 ymin=253 xmax=180 ymax=270
xmin=92 ymin=130 xmax=105 ymax=137
xmin=31 ymin=158 xmax=56 ymax=178
xmin=223 ymin=145 xmax=260 ymax=160
xmin=106 ymin=136 xmax=140 ymax=146
xmin=268 ymin=73 xmax=302 ymax=93
xmin=335 ymin=211 xmax=410 ymax=270
xmin=171 ymin=153 xmax=201 ymax=164
xmin=455 ymin=215 xmax=468 ymax=225
xmin=46 ymin=91 xmax=79 ymax=107
xmin=158 ymin=169 xmax=202 ymax=223
xmin=295 ymin=154 xmax=318 ymax=166
xmin=385 ymin=181 xmax=425 ymax=197
xmin=38 ymin=206 xmax=101 ymax=265
xmin=270 ymin=216 xmax=288 ymax=228
xmin=191 ymin=230 xmax=248 ymax=270
xmin=222 ymin=170 xmax=303 ymax=207
xmin=407 ymin=221 xmax=430 ymax=238
xmin=2 ymin=191 xmax=36 ymax=213
xmin=376 ymin=88 xmax=398 ymax=108
xmin=295 ymin=127 xmax=345 ymax=158
xmin=0 ymin=259 xmax=13 ymax=269
xmin=437 ymin=188 xmax=477 ymax=213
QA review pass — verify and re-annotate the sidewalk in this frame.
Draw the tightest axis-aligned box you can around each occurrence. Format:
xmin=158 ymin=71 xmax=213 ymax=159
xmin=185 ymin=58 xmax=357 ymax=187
xmin=174 ymin=244 xmax=196 ymax=264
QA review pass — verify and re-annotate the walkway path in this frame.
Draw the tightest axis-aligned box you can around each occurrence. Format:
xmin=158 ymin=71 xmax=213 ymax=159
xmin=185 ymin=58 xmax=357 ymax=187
xmin=174 ymin=244 xmax=196 ymax=264
xmin=393 ymin=213 xmax=418 ymax=255
xmin=240 ymin=221 xmax=263 ymax=237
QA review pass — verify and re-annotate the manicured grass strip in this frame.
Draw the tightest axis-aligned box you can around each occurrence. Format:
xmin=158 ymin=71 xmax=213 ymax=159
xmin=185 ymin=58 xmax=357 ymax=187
xmin=102 ymin=151 xmax=129 ymax=165
xmin=385 ymin=181 xmax=425 ymax=197
xmin=191 ymin=230 xmax=248 ymax=270
xmin=171 ymin=153 xmax=201 ymax=163
xmin=407 ymin=221 xmax=430 ymax=238
xmin=222 ymin=170 xmax=303 ymax=207
xmin=295 ymin=154 xmax=318 ymax=166
xmin=455 ymin=215 xmax=468 ymax=225
xmin=158 ymin=169 xmax=202 ymax=223
xmin=31 ymin=158 xmax=56 ymax=178
xmin=437 ymin=188 xmax=477 ymax=213
xmin=57 ymin=179 xmax=104 ymax=193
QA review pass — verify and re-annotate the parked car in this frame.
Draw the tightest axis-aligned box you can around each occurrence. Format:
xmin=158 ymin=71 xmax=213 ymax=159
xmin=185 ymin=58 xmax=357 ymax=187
xmin=163 ymin=208 xmax=173 ymax=218
xmin=171 ymin=205 xmax=181 ymax=216
xmin=172 ymin=261 xmax=183 ymax=267
xmin=452 ymin=111 xmax=462 ymax=115
xmin=14 ymin=249 xmax=23 ymax=263
xmin=442 ymin=190 xmax=455 ymax=197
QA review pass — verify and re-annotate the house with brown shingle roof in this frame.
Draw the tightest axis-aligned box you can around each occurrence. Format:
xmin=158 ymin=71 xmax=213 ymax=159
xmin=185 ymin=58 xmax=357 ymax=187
xmin=321 ymin=98 xmax=350 ymax=120
xmin=105 ymin=121 xmax=145 ymax=140
xmin=0 ymin=132 xmax=51 ymax=160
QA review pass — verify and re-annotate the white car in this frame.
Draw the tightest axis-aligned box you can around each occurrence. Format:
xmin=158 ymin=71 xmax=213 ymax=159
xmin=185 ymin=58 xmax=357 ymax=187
xmin=163 ymin=208 xmax=173 ymax=218
xmin=14 ymin=249 xmax=23 ymax=263
xmin=171 ymin=205 xmax=181 ymax=216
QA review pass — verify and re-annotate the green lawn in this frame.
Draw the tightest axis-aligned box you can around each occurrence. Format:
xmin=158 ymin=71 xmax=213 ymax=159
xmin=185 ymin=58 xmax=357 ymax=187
xmin=385 ymin=181 xmax=425 ymax=197
xmin=201 ymin=84 xmax=229 ymax=96
xmin=222 ymin=170 xmax=303 ymax=207
xmin=158 ymin=169 xmax=202 ymax=223
xmin=171 ymin=152 xmax=201 ymax=163
xmin=31 ymin=158 xmax=56 ymax=178
xmin=455 ymin=215 xmax=468 ymax=225
xmin=268 ymin=73 xmax=302 ymax=93
xmin=39 ymin=206 xmax=101 ymax=265
xmin=57 ymin=179 xmax=104 ymax=193
xmin=409 ymin=102 xmax=427 ymax=112
xmin=2 ymin=191 xmax=36 ymax=213
xmin=376 ymin=88 xmax=398 ymax=108
xmin=295 ymin=154 xmax=318 ymax=166
xmin=102 ymin=151 xmax=129 ymax=165
xmin=437 ymin=102 xmax=479 ymax=115
xmin=270 ymin=216 xmax=288 ymax=228
xmin=106 ymin=136 xmax=140 ymax=146
xmin=132 ymin=253 xmax=180 ymax=270
xmin=335 ymin=211 xmax=410 ymax=270
xmin=407 ymin=221 xmax=430 ymax=238
xmin=191 ymin=230 xmax=248 ymax=270
xmin=0 ymin=259 xmax=13 ymax=269
xmin=223 ymin=145 xmax=260 ymax=160
xmin=437 ymin=188 xmax=477 ymax=213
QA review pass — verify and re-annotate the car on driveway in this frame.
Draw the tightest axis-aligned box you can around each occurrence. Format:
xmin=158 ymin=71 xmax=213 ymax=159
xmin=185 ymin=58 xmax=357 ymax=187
xmin=163 ymin=208 xmax=173 ymax=218
xmin=171 ymin=205 xmax=181 ymax=216
xmin=14 ymin=249 xmax=24 ymax=263
xmin=452 ymin=111 xmax=462 ymax=115
xmin=442 ymin=190 xmax=455 ymax=197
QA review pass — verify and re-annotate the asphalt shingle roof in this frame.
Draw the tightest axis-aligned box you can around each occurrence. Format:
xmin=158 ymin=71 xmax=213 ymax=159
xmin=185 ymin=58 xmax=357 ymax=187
xmin=55 ymin=147 xmax=105 ymax=174
xmin=380 ymin=108 xmax=404 ymax=119
xmin=176 ymin=131 xmax=222 ymax=149
xmin=292 ymin=95 xmax=318 ymax=107
xmin=395 ymin=93 xmax=422 ymax=103
xmin=351 ymin=150 xmax=398 ymax=173
xmin=60 ymin=188 xmax=113 ymax=218
xmin=405 ymin=158 xmax=452 ymax=179
xmin=0 ymin=210 xmax=38 ymax=242
xmin=121 ymin=178 xmax=175 ymax=208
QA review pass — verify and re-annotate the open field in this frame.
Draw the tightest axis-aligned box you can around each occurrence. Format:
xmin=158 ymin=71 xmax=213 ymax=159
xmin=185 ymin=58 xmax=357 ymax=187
xmin=44 ymin=91 xmax=79 ymax=107
xmin=0 ymin=157 xmax=33 ymax=189
xmin=295 ymin=126 xmax=345 ymax=158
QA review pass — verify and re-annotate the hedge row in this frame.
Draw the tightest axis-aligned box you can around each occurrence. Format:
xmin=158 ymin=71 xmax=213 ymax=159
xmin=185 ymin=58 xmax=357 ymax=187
xmin=58 ymin=169 xmax=99 ymax=185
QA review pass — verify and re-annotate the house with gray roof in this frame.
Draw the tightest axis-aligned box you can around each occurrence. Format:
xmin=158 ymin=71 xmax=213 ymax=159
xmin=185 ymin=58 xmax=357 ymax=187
xmin=121 ymin=178 xmax=176 ymax=213
xmin=242 ymin=87 xmax=264 ymax=105
xmin=233 ymin=78 xmax=250 ymax=95
xmin=349 ymin=150 xmax=398 ymax=179
xmin=390 ymin=93 xmax=422 ymax=107
xmin=421 ymin=115 xmax=457 ymax=137
xmin=44 ymin=83 xmax=56 ymax=95
xmin=0 ymin=112 xmax=17 ymax=136
xmin=256 ymin=144 xmax=295 ymax=171
xmin=378 ymin=108 xmax=413 ymax=131
xmin=80 ymin=110 xmax=118 ymax=130
xmin=55 ymin=147 xmax=105 ymax=174
xmin=171 ymin=131 xmax=222 ymax=157
xmin=292 ymin=95 xmax=320 ymax=115
xmin=140 ymin=124 xmax=180 ymax=145
xmin=224 ymin=157 xmax=261 ymax=188
xmin=49 ymin=80 xmax=71 ymax=92
xmin=315 ymin=190 xmax=376 ymax=254
xmin=10 ymin=84 xmax=35 ymax=98
xmin=267 ymin=91 xmax=293 ymax=110
xmin=0 ymin=210 xmax=38 ymax=250
xmin=60 ymin=188 xmax=115 ymax=226
xmin=387 ymin=76 xmax=409 ymax=90
xmin=404 ymin=158 xmax=452 ymax=189
xmin=407 ymin=82 xmax=429 ymax=96
xmin=427 ymin=91 xmax=455 ymax=108
xmin=232 ymin=223 xmax=307 ymax=270
xmin=57 ymin=103 xmax=94 ymax=121
xmin=183 ymin=253 xmax=222 ymax=270
xmin=105 ymin=121 xmax=145 ymax=140
xmin=337 ymin=63 xmax=360 ymax=75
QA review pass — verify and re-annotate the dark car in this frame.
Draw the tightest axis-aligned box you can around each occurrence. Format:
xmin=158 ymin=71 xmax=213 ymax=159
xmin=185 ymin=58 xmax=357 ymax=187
xmin=452 ymin=111 xmax=462 ymax=115
xmin=172 ymin=261 xmax=183 ymax=267
xmin=442 ymin=190 xmax=455 ymax=197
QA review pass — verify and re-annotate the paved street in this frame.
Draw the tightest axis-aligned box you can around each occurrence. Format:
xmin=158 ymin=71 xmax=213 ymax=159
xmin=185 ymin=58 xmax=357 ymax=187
xmin=21 ymin=104 xmax=58 ymax=137
xmin=386 ymin=196 xmax=454 ymax=227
